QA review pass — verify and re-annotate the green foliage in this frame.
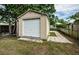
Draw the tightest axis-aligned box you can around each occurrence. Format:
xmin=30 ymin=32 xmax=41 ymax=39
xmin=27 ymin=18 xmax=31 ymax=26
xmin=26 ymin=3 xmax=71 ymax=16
xmin=0 ymin=4 xmax=56 ymax=23
xmin=70 ymin=12 xmax=79 ymax=20
xmin=56 ymin=19 xmax=68 ymax=28
xmin=49 ymin=16 xmax=59 ymax=26
xmin=74 ymin=20 xmax=79 ymax=24
xmin=49 ymin=32 xmax=56 ymax=36
xmin=49 ymin=18 xmax=55 ymax=25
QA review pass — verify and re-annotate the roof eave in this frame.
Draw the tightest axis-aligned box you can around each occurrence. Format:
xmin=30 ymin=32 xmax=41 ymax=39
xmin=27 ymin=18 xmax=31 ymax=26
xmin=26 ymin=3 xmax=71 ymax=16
xmin=17 ymin=10 xmax=48 ymax=19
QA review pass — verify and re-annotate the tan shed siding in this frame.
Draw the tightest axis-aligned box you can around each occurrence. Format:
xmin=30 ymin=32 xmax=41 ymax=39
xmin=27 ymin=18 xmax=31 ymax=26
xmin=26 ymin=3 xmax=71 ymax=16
xmin=18 ymin=19 xmax=23 ymax=36
xmin=43 ymin=16 xmax=49 ymax=39
xmin=46 ymin=16 xmax=49 ymax=36
xmin=40 ymin=15 xmax=47 ymax=39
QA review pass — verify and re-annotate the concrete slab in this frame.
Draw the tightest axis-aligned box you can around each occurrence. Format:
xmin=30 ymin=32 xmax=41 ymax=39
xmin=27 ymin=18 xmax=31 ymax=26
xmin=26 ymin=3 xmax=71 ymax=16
xmin=48 ymin=31 xmax=72 ymax=44
xmin=18 ymin=38 xmax=43 ymax=43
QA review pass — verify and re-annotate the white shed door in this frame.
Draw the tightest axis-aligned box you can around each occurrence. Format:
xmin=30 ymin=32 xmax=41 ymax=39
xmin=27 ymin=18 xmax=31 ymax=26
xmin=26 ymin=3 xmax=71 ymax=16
xmin=22 ymin=19 xmax=40 ymax=37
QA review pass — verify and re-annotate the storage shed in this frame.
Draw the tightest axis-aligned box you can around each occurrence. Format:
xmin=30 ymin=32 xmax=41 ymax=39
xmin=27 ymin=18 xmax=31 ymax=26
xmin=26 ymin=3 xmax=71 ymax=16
xmin=17 ymin=10 xmax=49 ymax=39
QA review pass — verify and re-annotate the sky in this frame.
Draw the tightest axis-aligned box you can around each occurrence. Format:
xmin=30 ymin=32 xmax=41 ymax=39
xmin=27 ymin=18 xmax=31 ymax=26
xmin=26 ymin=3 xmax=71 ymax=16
xmin=54 ymin=4 xmax=79 ymax=20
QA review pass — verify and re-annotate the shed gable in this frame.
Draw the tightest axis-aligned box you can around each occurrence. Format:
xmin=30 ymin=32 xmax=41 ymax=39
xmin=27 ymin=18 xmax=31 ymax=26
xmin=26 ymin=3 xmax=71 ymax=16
xmin=18 ymin=12 xmax=42 ymax=20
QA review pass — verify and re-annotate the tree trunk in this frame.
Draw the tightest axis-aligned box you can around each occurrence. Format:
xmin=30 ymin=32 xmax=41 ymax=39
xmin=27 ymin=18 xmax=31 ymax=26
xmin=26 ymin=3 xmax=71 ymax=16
xmin=9 ymin=20 xmax=12 ymax=35
xmin=12 ymin=18 xmax=17 ymax=35
xmin=12 ymin=20 xmax=16 ymax=35
xmin=0 ymin=26 xmax=1 ymax=34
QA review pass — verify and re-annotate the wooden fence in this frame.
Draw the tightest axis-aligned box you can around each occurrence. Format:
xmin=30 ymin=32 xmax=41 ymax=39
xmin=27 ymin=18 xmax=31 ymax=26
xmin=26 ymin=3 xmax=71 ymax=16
xmin=59 ymin=28 xmax=79 ymax=39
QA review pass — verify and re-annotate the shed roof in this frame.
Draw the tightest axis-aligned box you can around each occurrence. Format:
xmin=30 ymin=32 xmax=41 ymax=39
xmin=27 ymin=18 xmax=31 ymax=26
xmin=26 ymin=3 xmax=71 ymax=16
xmin=17 ymin=10 xmax=48 ymax=19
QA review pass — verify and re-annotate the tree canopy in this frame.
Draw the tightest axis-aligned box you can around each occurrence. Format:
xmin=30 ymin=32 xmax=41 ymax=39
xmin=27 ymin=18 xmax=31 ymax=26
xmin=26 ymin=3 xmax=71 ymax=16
xmin=56 ymin=19 xmax=68 ymax=28
xmin=0 ymin=4 xmax=55 ymax=18
xmin=0 ymin=4 xmax=56 ymax=24
xmin=70 ymin=12 xmax=79 ymax=20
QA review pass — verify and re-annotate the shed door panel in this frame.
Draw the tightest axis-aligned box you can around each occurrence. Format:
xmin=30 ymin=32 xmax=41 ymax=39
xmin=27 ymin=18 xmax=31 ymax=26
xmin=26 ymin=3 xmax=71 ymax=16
xmin=22 ymin=19 xmax=40 ymax=37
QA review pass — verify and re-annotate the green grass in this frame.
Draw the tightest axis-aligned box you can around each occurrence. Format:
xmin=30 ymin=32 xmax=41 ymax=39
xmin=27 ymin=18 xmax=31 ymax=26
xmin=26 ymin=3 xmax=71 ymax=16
xmin=0 ymin=36 xmax=79 ymax=55
xmin=49 ymin=32 xmax=56 ymax=36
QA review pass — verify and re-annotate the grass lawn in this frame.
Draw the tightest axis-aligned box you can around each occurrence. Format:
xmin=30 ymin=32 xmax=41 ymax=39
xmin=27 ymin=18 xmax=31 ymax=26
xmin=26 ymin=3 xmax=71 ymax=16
xmin=0 ymin=36 xmax=79 ymax=55
xmin=49 ymin=32 xmax=56 ymax=36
